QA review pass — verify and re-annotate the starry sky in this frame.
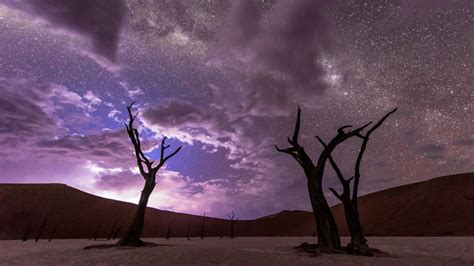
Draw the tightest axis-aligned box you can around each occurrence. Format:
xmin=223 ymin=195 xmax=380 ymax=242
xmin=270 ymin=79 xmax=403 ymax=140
xmin=0 ymin=0 xmax=472 ymax=219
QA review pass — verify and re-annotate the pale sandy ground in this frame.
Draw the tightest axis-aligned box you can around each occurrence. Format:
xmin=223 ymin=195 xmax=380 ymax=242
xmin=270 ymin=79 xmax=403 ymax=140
xmin=0 ymin=237 xmax=473 ymax=265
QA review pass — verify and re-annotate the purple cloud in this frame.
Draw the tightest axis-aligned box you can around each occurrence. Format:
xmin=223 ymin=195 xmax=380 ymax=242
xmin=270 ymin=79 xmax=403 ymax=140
xmin=212 ymin=0 xmax=335 ymax=116
xmin=2 ymin=0 xmax=127 ymax=69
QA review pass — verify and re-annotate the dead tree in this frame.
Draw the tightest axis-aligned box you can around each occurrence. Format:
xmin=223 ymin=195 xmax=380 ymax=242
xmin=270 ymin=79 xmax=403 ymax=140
xmin=117 ymin=102 xmax=182 ymax=247
xmin=200 ymin=212 xmax=206 ymax=239
xmin=107 ymin=219 xmax=118 ymax=240
xmin=112 ymin=226 xmax=121 ymax=240
xmin=275 ymin=107 xmax=371 ymax=251
xmin=228 ymin=211 xmax=237 ymax=239
xmin=165 ymin=225 xmax=172 ymax=240
xmin=186 ymin=223 xmax=191 ymax=240
xmin=35 ymin=216 xmax=47 ymax=242
xmin=321 ymin=108 xmax=397 ymax=255
xmin=93 ymin=225 xmax=102 ymax=241
xmin=48 ymin=225 xmax=58 ymax=242
xmin=22 ymin=226 xmax=31 ymax=241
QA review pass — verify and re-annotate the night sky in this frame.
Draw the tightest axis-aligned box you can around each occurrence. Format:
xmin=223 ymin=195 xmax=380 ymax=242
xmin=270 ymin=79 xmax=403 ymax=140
xmin=0 ymin=0 xmax=472 ymax=219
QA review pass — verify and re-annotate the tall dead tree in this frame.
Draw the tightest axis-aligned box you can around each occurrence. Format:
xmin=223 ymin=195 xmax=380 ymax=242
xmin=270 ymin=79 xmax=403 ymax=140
xmin=276 ymin=107 xmax=371 ymax=251
xmin=117 ymin=102 xmax=182 ymax=247
xmin=321 ymin=108 xmax=397 ymax=255
xmin=228 ymin=211 xmax=237 ymax=239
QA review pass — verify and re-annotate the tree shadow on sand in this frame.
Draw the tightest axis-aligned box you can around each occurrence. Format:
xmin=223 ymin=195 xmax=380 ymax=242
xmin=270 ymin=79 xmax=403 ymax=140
xmin=84 ymin=242 xmax=176 ymax=250
xmin=294 ymin=242 xmax=393 ymax=257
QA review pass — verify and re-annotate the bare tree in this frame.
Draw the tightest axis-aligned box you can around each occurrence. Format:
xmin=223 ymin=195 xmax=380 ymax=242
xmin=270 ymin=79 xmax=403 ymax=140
xmin=320 ymin=108 xmax=397 ymax=255
xmin=228 ymin=211 xmax=237 ymax=239
xmin=48 ymin=225 xmax=58 ymax=242
xmin=112 ymin=226 xmax=121 ymax=240
xmin=21 ymin=226 xmax=31 ymax=241
xmin=165 ymin=225 xmax=172 ymax=240
xmin=186 ymin=223 xmax=191 ymax=240
xmin=275 ymin=107 xmax=370 ymax=251
xmin=107 ymin=219 xmax=118 ymax=240
xmin=117 ymin=103 xmax=182 ymax=247
xmin=35 ymin=216 xmax=47 ymax=242
xmin=93 ymin=225 xmax=102 ymax=241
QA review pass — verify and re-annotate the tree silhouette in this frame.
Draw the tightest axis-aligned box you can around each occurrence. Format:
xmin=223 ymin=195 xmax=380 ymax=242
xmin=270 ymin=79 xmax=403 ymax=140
xmin=186 ymin=223 xmax=191 ymax=240
xmin=228 ymin=211 xmax=237 ymax=239
xmin=21 ymin=226 xmax=31 ymax=241
xmin=276 ymin=107 xmax=370 ymax=251
xmin=93 ymin=225 xmax=102 ymax=241
xmin=107 ymin=219 xmax=118 ymax=240
xmin=321 ymin=108 xmax=397 ymax=255
xmin=117 ymin=102 xmax=182 ymax=247
xmin=48 ymin=225 xmax=58 ymax=242
xmin=165 ymin=224 xmax=172 ymax=240
xmin=35 ymin=216 xmax=47 ymax=242
xmin=112 ymin=226 xmax=121 ymax=240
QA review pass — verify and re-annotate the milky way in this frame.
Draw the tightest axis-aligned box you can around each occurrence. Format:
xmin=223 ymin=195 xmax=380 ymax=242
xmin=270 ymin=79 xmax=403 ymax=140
xmin=0 ymin=0 xmax=472 ymax=218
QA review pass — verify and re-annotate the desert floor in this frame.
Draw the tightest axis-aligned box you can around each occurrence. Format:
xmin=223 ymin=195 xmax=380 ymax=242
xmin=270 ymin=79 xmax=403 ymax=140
xmin=0 ymin=237 xmax=473 ymax=265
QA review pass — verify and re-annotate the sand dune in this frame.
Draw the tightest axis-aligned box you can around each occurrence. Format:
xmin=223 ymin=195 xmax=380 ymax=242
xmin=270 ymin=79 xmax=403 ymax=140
xmin=0 ymin=173 xmax=472 ymax=240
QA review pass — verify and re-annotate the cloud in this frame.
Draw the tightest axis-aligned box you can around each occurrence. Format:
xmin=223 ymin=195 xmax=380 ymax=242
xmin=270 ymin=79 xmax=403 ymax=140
xmin=0 ymin=77 xmax=64 ymax=155
xmin=142 ymin=100 xmax=226 ymax=130
xmin=2 ymin=0 xmax=127 ymax=69
xmin=415 ymin=143 xmax=446 ymax=160
xmin=141 ymin=100 xmax=237 ymax=152
xmin=212 ymin=0 xmax=335 ymax=116
xmin=35 ymin=130 xmax=135 ymax=167
xmin=119 ymin=81 xmax=144 ymax=98
xmin=94 ymin=169 xmax=141 ymax=191
xmin=0 ymin=75 xmax=131 ymax=162
xmin=90 ymin=165 xmax=233 ymax=217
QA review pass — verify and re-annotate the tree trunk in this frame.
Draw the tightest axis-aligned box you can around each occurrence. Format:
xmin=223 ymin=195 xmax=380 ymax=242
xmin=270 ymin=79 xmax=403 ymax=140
xmin=230 ymin=221 xmax=235 ymax=239
xmin=307 ymin=178 xmax=341 ymax=250
xmin=342 ymin=199 xmax=369 ymax=254
xmin=117 ymin=180 xmax=155 ymax=247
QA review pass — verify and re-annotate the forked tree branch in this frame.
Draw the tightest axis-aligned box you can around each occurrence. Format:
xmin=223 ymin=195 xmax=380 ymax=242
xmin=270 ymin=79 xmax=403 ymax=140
xmin=275 ymin=107 xmax=315 ymax=170
xmin=125 ymin=102 xmax=148 ymax=179
xmin=125 ymin=102 xmax=182 ymax=181
xmin=352 ymin=108 xmax=397 ymax=202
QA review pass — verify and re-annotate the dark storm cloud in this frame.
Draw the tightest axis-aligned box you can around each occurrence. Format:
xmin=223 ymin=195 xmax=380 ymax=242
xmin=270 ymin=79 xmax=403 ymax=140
xmin=0 ymin=78 xmax=65 ymax=155
xmin=214 ymin=0 xmax=335 ymax=116
xmin=220 ymin=0 xmax=260 ymax=46
xmin=2 ymin=0 xmax=127 ymax=65
xmin=0 ymin=84 xmax=54 ymax=136
xmin=36 ymin=130 xmax=132 ymax=163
